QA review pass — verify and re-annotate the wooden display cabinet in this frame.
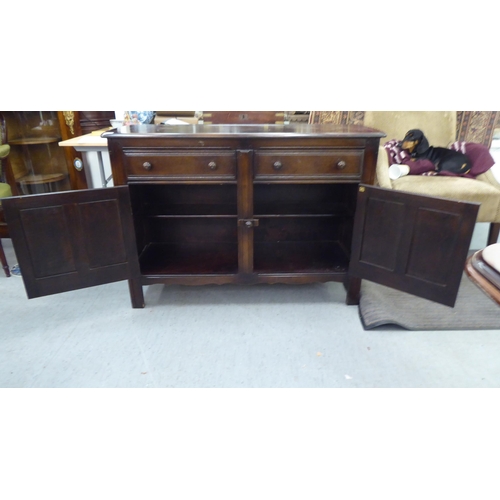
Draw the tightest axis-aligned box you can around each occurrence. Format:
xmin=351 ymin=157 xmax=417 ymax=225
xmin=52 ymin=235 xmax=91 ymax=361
xmin=3 ymin=112 xmax=78 ymax=193
xmin=3 ymin=123 xmax=479 ymax=309
xmin=2 ymin=111 xmax=115 ymax=194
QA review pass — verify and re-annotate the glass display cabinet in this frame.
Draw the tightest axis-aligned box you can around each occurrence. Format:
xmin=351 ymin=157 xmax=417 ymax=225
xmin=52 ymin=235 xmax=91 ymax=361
xmin=1 ymin=111 xmax=105 ymax=194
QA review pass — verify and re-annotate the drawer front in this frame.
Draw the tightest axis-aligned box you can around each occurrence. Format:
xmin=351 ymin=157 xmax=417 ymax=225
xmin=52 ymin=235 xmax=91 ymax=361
xmin=254 ymin=149 xmax=363 ymax=181
xmin=124 ymin=149 xmax=237 ymax=181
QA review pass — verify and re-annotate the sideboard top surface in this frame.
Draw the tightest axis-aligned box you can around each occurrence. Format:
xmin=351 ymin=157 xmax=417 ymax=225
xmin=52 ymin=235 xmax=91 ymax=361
xmin=103 ymin=123 xmax=386 ymax=140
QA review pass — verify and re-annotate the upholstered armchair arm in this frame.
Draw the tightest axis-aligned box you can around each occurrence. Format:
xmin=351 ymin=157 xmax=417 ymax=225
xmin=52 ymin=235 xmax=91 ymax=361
xmin=374 ymin=145 xmax=392 ymax=188
xmin=477 ymin=169 xmax=500 ymax=191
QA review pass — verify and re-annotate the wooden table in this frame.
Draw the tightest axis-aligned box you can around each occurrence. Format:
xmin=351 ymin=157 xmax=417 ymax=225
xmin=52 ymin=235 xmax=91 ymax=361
xmin=59 ymin=130 xmax=113 ymax=188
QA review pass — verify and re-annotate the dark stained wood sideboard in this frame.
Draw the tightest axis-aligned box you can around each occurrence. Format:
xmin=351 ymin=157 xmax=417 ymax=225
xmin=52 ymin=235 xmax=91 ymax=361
xmin=3 ymin=123 xmax=480 ymax=309
xmin=107 ymin=123 xmax=383 ymax=307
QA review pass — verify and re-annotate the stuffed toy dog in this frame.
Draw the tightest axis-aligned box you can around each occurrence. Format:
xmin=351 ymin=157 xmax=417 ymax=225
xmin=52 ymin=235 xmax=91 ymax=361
xmin=401 ymin=129 xmax=472 ymax=175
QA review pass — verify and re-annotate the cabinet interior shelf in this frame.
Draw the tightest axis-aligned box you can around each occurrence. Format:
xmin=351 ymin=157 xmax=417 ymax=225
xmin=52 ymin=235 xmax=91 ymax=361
xmin=144 ymin=214 xmax=350 ymax=219
xmin=10 ymin=136 xmax=60 ymax=145
xmin=141 ymin=205 xmax=353 ymax=218
xmin=147 ymin=214 xmax=237 ymax=219
xmin=255 ymin=212 xmax=352 ymax=219
xmin=137 ymin=239 xmax=350 ymax=276
xmin=142 ymin=203 xmax=237 ymax=217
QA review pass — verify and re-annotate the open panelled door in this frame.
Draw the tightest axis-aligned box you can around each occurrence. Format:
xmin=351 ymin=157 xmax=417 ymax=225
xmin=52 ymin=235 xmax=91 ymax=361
xmin=2 ymin=187 xmax=140 ymax=301
xmin=3 ymin=183 xmax=480 ymax=309
xmin=349 ymin=185 xmax=480 ymax=307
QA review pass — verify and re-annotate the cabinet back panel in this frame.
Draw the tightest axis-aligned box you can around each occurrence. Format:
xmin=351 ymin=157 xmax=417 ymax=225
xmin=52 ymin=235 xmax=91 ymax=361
xmin=254 ymin=217 xmax=345 ymax=243
xmin=254 ymin=184 xmax=358 ymax=216
xmin=146 ymin=218 xmax=238 ymax=245
xmin=130 ymin=184 xmax=237 ymax=216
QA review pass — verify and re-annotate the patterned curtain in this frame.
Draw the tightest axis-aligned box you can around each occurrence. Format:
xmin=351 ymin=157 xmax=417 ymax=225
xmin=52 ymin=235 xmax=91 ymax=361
xmin=456 ymin=111 xmax=499 ymax=148
xmin=309 ymin=111 xmax=365 ymax=125
xmin=310 ymin=111 xmax=499 ymax=148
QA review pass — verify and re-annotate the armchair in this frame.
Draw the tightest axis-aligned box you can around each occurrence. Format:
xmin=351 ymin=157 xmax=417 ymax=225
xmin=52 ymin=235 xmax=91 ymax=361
xmin=363 ymin=111 xmax=500 ymax=245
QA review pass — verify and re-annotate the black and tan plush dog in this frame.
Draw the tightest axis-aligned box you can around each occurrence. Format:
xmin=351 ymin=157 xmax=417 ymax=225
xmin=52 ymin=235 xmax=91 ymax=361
xmin=401 ymin=129 xmax=472 ymax=175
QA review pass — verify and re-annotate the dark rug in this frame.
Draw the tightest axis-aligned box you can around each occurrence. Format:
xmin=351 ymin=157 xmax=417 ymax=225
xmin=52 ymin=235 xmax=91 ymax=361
xmin=359 ymin=273 xmax=500 ymax=330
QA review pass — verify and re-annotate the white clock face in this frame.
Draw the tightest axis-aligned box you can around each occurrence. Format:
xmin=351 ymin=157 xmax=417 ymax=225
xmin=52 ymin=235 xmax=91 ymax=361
xmin=74 ymin=158 xmax=84 ymax=171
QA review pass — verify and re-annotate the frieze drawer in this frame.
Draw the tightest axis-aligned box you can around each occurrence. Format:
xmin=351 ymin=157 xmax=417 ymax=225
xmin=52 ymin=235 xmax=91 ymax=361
xmin=254 ymin=149 xmax=363 ymax=181
xmin=123 ymin=149 xmax=237 ymax=181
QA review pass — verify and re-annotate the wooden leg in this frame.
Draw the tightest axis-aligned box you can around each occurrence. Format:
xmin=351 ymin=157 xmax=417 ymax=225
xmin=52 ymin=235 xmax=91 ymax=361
xmin=344 ymin=275 xmax=361 ymax=305
xmin=487 ymin=222 xmax=500 ymax=246
xmin=0 ymin=239 xmax=10 ymax=277
xmin=128 ymin=278 xmax=145 ymax=308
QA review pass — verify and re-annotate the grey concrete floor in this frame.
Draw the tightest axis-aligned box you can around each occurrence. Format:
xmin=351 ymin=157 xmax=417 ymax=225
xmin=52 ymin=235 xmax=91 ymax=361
xmin=1 ymin=238 xmax=500 ymax=388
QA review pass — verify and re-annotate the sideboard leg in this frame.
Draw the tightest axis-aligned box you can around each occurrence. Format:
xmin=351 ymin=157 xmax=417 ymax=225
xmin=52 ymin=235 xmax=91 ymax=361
xmin=345 ymin=276 xmax=361 ymax=305
xmin=128 ymin=279 xmax=145 ymax=308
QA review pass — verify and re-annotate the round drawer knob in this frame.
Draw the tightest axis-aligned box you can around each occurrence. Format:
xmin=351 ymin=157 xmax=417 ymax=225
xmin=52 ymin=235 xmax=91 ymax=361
xmin=273 ymin=161 xmax=283 ymax=170
xmin=245 ymin=221 xmax=253 ymax=227
xmin=208 ymin=161 xmax=217 ymax=170
xmin=143 ymin=161 xmax=152 ymax=171
xmin=336 ymin=160 xmax=347 ymax=170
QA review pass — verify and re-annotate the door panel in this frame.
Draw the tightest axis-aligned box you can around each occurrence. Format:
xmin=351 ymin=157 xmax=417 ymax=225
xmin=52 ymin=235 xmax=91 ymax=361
xmin=20 ymin=204 xmax=77 ymax=278
xmin=79 ymin=199 xmax=128 ymax=267
xmin=2 ymin=186 xmax=140 ymax=299
xmin=359 ymin=195 xmax=406 ymax=271
xmin=349 ymin=185 xmax=479 ymax=307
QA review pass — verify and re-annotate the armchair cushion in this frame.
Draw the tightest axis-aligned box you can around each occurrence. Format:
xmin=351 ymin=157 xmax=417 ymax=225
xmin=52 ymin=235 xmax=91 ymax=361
xmin=376 ymin=146 xmax=500 ymax=222
xmin=384 ymin=140 xmax=495 ymax=179
xmin=375 ymin=142 xmax=500 ymax=222
xmin=392 ymin=175 xmax=500 ymax=222
xmin=364 ymin=111 xmax=457 ymax=148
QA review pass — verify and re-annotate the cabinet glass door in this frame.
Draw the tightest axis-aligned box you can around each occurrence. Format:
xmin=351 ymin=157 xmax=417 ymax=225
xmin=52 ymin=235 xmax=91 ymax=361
xmin=4 ymin=111 xmax=72 ymax=194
